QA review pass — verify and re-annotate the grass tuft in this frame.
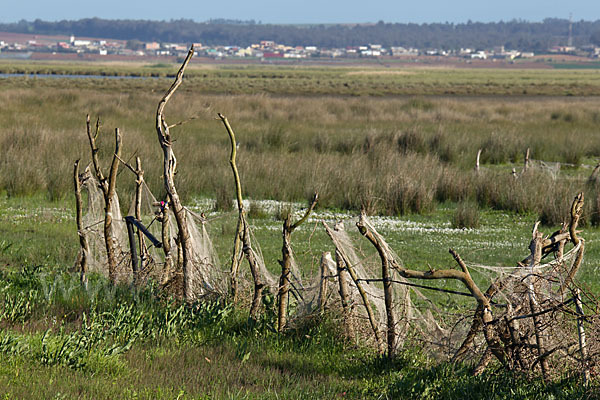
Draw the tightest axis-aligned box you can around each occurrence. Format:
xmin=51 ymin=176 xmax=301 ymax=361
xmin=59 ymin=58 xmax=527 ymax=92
xmin=451 ymin=201 xmax=480 ymax=229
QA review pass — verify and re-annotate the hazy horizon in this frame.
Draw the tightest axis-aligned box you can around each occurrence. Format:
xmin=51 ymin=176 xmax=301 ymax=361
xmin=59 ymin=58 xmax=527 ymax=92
xmin=1 ymin=0 xmax=598 ymax=25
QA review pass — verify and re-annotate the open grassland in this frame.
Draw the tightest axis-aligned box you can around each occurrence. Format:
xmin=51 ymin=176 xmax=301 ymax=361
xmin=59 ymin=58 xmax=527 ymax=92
xmin=1 ymin=66 xmax=600 ymax=397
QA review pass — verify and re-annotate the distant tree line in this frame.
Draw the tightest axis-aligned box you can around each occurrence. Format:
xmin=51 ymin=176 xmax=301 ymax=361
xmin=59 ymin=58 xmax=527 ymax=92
xmin=3 ymin=18 xmax=600 ymax=51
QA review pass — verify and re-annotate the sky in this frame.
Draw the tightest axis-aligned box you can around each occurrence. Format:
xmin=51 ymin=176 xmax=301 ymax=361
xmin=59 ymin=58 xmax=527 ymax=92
xmin=0 ymin=0 xmax=598 ymax=24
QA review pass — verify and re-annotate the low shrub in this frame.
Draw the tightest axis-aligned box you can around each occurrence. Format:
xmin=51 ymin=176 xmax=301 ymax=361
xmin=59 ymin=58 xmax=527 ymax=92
xmin=451 ymin=201 xmax=480 ymax=229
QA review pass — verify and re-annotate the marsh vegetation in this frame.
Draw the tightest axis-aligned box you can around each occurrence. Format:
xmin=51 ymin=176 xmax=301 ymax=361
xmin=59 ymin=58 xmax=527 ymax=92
xmin=0 ymin=64 xmax=599 ymax=398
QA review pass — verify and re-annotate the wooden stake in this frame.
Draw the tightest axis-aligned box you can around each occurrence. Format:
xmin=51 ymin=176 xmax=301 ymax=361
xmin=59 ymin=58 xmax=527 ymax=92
xmin=324 ymin=221 xmax=384 ymax=353
xmin=277 ymin=193 xmax=318 ymax=332
xmin=523 ymin=147 xmax=530 ymax=173
xmin=158 ymin=200 xmax=173 ymax=285
xmin=317 ymin=252 xmax=332 ymax=313
xmin=218 ymin=113 xmax=244 ymax=302
xmin=335 ymin=249 xmax=355 ymax=338
xmin=73 ymin=160 xmax=89 ymax=289
xmin=574 ymin=289 xmax=590 ymax=385
xmin=155 ymin=46 xmax=195 ymax=301
xmin=85 ymin=115 xmax=121 ymax=284
xmin=357 ymin=212 xmax=397 ymax=357
xmin=218 ymin=113 xmax=267 ymax=321
xmin=134 ymin=157 xmax=147 ymax=279
xmin=527 ymin=222 xmax=550 ymax=381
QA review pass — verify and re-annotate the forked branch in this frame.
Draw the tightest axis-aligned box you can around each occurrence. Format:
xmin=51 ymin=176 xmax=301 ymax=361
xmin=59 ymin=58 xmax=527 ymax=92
xmin=277 ymin=193 xmax=318 ymax=331
xmin=84 ymin=114 xmax=122 ymax=284
xmin=155 ymin=46 xmax=195 ymax=300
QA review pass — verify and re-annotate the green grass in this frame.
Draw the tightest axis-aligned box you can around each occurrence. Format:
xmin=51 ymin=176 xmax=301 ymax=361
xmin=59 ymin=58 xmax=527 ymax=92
xmin=2 ymin=61 xmax=600 ymax=96
xmin=553 ymin=62 xmax=600 ymax=70
xmin=0 ymin=193 xmax=598 ymax=398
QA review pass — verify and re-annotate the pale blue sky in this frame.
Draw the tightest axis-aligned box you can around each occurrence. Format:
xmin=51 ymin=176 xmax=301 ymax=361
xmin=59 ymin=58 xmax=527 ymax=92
xmin=1 ymin=0 xmax=598 ymax=24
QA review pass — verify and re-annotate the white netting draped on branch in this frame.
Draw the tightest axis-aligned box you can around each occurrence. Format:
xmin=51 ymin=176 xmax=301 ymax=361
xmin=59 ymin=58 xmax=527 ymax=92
xmin=320 ymin=211 xmax=597 ymax=380
xmin=77 ymin=177 xmax=227 ymax=298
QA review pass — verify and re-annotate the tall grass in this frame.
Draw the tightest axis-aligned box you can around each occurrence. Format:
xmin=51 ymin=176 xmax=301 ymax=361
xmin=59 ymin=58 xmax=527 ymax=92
xmin=1 ymin=82 xmax=599 ymax=220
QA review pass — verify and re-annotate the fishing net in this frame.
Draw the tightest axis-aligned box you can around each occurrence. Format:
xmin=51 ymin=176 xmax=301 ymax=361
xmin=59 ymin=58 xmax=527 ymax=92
xmin=79 ymin=175 xmax=131 ymax=283
xmin=77 ymin=177 xmax=227 ymax=298
xmin=321 ymin=214 xmax=598 ymax=378
xmin=323 ymin=220 xmax=447 ymax=350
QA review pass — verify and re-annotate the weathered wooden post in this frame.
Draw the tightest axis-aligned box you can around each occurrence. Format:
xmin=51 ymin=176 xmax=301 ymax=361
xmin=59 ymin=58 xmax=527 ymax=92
xmin=133 ymin=157 xmax=148 ymax=275
xmin=335 ymin=249 xmax=355 ymax=338
xmin=155 ymin=46 xmax=195 ymax=301
xmin=357 ymin=212 xmax=397 ymax=357
xmin=85 ymin=116 xmax=121 ymax=284
xmin=323 ymin=221 xmax=384 ymax=352
xmin=73 ymin=160 xmax=90 ymax=289
xmin=526 ymin=222 xmax=550 ymax=381
xmin=125 ymin=217 xmax=139 ymax=278
xmin=317 ymin=252 xmax=333 ymax=313
xmin=574 ymin=289 xmax=590 ymax=385
xmin=219 ymin=113 xmax=267 ymax=321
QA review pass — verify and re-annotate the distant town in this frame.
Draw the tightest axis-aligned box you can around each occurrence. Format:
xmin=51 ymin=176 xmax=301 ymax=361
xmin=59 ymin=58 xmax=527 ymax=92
xmin=1 ymin=32 xmax=600 ymax=63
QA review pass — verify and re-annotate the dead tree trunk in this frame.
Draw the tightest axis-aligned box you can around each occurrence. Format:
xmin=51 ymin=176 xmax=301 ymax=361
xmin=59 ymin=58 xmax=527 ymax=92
xmin=317 ymin=252 xmax=332 ymax=313
xmin=218 ymin=113 xmax=244 ymax=302
xmin=155 ymin=46 xmax=195 ymax=301
xmin=241 ymin=218 xmax=265 ymax=321
xmin=335 ymin=249 xmax=355 ymax=338
xmin=158 ymin=200 xmax=174 ymax=285
xmin=103 ymin=128 xmax=121 ymax=284
xmin=85 ymin=115 xmax=121 ymax=284
xmin=277 ymin=193 xmax=318 ymax=332
xmin=357 ymin=212 xmax=397 ymax=357
xmin=73 ymin=160 xmax=90 ymax=289
xmin=218 ymin=114 xmax=267 ymax=321
xmin=475 ymin=149 xmax=482 ymax=173
xmin=527 ymin=222 xmax=550 ymax=381
xmin=559 ymin=193 xmax=585 ymax=295
xmin=323 ymin=221 xmax=384 ymax=353
xmin=134 ymin=157 xmax=148 ymax=278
